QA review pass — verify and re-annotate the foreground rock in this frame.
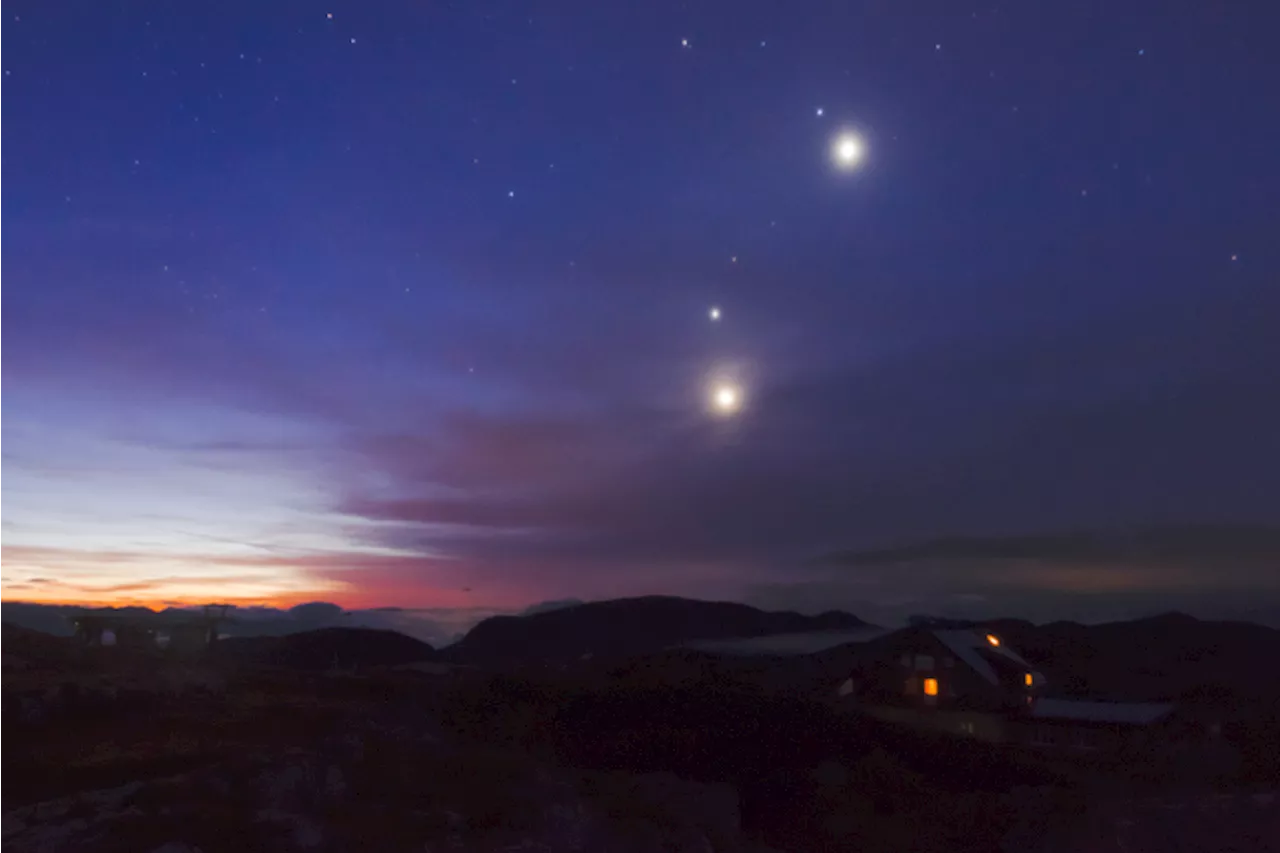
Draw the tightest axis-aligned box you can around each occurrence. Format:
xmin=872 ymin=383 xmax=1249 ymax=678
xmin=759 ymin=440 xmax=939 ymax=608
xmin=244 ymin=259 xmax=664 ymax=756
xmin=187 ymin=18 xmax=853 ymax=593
xmin=2 ymin=718 xmax=760 ymax=853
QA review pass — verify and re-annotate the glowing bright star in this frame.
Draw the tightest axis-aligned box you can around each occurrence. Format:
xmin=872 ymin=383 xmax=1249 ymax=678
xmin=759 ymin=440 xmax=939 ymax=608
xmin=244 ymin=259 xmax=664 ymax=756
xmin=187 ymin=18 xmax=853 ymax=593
xmin=326 ymin=12 xmax=333 ymax=19
xmin=831 ymin=132 xmax=865 ymax=170
xmin=709 ymin=306 xmax=721 ymax=321
xmin=816 ymin=106 xmax=824 ymax=117
xmin=681 ymin=38 xmax=689 ymax=48
xmin=712 ymin=384 xmax=741 ymax=414
xmin=507 ymin=190 xmax=515 ymax=198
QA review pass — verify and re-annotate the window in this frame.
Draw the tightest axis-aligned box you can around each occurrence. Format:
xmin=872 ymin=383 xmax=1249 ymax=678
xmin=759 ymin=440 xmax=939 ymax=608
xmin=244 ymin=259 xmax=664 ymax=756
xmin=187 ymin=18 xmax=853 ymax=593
xmin=914 ymin=654 xmax=935 ymax=671
xmin=1024 ymin=672 xmax=1033 ymax=687
xmin=923 ymin=677 xmax=939 ymax=696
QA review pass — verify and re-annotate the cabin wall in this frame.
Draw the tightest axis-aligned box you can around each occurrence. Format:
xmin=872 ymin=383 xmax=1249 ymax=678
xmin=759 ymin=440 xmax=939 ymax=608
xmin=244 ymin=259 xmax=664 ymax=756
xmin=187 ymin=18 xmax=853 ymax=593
xmin=866 ymin=706 xmax=1007 ymax=742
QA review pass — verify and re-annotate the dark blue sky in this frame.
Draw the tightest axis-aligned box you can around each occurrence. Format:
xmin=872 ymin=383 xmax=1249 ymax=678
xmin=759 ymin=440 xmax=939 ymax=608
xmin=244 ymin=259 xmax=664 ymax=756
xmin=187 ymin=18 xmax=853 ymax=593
xmin=4 ymin=0 xmax=1279 ymax=621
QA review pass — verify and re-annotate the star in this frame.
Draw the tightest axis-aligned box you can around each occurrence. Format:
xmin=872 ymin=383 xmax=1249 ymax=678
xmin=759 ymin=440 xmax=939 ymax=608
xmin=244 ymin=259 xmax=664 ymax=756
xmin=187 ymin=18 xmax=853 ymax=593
xmin=1231 ymin=254 xmax=1239 ymax=262
xmin=350 ymin=37 xmax=357 ymax=44
xmin=831 ymin=132 xmax=865 ymax=170
xmin=326 ymin=12 xmax=333 ymax=19
xmin=507 ymin=190 xmax=515 ymax=198
xmin=730 ymin=255 xmax=738 ymax=263
xmin=709 ymin=306 xmax=721 ymax=321
xmin=815 ymin=107 xmax=824 ymax=117
xmin=680 ymin=38 xmax=689 ymax=48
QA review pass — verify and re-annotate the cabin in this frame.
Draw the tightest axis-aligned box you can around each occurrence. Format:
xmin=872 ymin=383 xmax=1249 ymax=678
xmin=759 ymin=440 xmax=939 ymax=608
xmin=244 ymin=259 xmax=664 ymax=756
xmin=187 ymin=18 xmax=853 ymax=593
xmin=836 ymin=625 xmax=1045 ymax=741
xmin=833 ymin=622 xmax=1221 ymax=765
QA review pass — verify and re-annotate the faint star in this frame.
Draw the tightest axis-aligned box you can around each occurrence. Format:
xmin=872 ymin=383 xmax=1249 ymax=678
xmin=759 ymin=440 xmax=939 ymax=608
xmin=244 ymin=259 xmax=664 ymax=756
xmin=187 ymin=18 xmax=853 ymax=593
xmin=760 ymin=40 xmax=766 ymax=47
xmin=1231 ymin=254 xmax=1239 ymax=262
xmin=1138 ymin=49 xmax=1145 ymax=56
xmin=730 ymin=255 xmax=738 ymax=263
xmin=935 ymin=43 xmax=942 ymax=51
xmin=507 ymin=190 xmax=515 ymax=198
xmin=326 ymin=12 xmax=333 ymax=19
xmin=681 ymin=38 xmax=689 ymax=48
xmin=350 ymin=37 xmax=357 ymax=44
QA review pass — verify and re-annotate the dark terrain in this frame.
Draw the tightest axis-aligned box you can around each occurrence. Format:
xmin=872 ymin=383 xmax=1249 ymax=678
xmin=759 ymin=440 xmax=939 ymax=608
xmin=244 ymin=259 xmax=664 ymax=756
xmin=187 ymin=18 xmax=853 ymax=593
xmin=4 ymin=598 xmax=1279 ymax=852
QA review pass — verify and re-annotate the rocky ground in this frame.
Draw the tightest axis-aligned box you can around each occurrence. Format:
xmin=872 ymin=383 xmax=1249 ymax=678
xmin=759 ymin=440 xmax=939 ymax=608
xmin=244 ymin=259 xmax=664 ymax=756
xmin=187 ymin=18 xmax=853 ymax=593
xmin=2 ymin=664 xmax=761 ymax=853
xmin=4 ymin=645 xmax=1276 ymax=852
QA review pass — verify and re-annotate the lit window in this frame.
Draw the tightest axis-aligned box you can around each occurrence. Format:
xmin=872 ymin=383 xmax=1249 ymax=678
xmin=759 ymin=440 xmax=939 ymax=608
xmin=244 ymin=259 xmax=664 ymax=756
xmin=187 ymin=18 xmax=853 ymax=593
xmin=1024 ymin=672 xmax=1033 ymax=687
xmin=923 ymin=677 xmax=939 ymax=696
xmin=985 ymin=633 xmax=1000 ymax=647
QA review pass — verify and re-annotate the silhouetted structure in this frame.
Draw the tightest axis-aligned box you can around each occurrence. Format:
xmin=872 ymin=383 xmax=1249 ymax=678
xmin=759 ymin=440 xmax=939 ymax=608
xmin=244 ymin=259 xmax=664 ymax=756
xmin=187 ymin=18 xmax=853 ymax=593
xmin=70 ymin=604 xmax=234 ymax=655
xmin=834 ymin=625 xmax=1231 ymax=769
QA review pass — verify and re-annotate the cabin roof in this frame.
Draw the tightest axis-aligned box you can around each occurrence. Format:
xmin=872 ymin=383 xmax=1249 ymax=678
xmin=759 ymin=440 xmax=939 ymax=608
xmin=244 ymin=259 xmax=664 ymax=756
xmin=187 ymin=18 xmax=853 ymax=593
xmin=931 ymin=629 xmax=1032 ymax=686
xmin=1030 ymin=698 xmax=1174 ymax=725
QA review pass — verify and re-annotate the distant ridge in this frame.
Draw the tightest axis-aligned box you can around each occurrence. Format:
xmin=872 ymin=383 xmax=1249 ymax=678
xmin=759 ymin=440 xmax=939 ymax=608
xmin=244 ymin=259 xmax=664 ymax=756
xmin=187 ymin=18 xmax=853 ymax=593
xmin=441 ymin=595 xmax=866 ymax=666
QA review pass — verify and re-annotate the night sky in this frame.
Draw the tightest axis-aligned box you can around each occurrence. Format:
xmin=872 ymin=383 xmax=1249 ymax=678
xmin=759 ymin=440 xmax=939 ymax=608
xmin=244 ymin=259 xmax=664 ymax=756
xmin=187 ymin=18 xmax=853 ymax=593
xmin=4 ymin=1 xmax=1279 ymax=625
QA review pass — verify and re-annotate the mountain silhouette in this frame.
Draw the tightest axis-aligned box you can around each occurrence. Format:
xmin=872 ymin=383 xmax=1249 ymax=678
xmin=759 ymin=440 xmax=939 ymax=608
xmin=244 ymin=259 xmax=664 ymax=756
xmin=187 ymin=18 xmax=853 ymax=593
xmin=441 ymin=595 xmax=866 ymax=666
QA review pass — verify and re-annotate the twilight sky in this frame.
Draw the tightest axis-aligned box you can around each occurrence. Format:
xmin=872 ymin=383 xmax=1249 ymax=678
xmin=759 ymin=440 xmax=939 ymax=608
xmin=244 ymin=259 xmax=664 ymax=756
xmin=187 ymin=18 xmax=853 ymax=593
xmin=3 ymin=1 xmax=1279 ymax=622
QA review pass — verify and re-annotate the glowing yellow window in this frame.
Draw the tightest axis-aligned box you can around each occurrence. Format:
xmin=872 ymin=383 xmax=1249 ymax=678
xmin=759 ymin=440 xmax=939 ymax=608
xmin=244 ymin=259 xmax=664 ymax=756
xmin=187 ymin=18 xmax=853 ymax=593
xmin=923 ymin=677 xmax=939 ymax=696
xmin=985 ymin=633 xmax=1001 ymax=647
xmin=1024 ymin=672 xmax=1033 ymax=687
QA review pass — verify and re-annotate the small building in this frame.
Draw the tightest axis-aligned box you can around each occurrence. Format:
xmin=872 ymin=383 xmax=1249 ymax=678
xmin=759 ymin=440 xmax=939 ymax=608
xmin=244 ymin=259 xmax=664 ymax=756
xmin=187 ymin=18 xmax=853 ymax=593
xmin=833 ymin=622 xmax=1210 ymax=762
xmin=70 ymin=604 xmax=233 ymax=656
xmin=836 ymin=624 xmax=1045 ymax=742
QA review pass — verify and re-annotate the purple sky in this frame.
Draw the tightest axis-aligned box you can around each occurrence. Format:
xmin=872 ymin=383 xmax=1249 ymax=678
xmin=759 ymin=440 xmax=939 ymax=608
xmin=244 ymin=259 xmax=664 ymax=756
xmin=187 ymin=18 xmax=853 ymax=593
xmin=3 ymin=0 xmax=1279 ymax=623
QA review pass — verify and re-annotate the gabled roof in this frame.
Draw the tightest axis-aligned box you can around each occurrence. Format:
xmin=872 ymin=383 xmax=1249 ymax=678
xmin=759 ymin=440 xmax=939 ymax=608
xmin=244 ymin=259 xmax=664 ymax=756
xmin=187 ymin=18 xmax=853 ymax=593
xmin=1030 ymin=698 xmax=1174 ymax=725
xmin=932 ymin=629 xmax=1032 ymax=686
